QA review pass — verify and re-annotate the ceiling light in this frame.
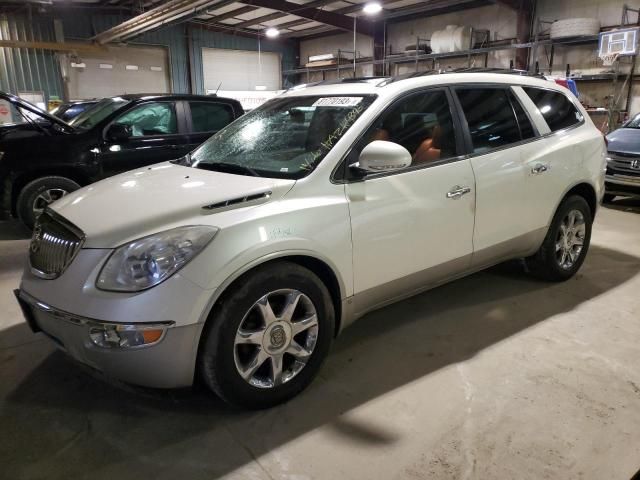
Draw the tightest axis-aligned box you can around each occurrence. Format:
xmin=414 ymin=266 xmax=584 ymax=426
xmin=265 ymin=27 xmax=279 ymax=38
xmin=363 ymin=2 xmax=382 ymax=15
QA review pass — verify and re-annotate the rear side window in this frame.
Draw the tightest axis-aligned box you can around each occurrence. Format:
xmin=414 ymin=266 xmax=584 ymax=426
xmin=456 ymin=88 xmax=522 ymax=153
xmin=189 ymin=102 xmax=234 ymax=133
xmin=523 ymin=87 xmax=583 ymax=132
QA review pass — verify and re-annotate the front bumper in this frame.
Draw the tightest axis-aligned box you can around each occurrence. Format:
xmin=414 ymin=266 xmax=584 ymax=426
xmin=605 ymin=174 xmax=640 ymax=197
xmin=14 ymin=289 xmax=204 ymax=388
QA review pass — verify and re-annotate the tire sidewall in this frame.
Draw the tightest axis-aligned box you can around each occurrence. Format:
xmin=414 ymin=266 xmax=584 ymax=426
xmin=545 ymin=195 xmax=593 ymax=280
xmin=17 ymin=177 xmax=80 ymax=229
xmin=200 ymin=263 xmax=335 ymax=409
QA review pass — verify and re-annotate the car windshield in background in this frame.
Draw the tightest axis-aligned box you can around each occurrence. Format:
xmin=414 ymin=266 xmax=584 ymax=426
xmin=623 ymin=114 xmax=640 ymax=129
xmin=70 ymin=97 xmax=130 ymax=131
xmin=191 ymin=95 xmax=376 ymax=179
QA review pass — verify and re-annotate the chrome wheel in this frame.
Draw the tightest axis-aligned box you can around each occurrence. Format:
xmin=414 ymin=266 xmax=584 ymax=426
xmin=555 ymin=209 xmax=586 ymax=270
xmin=233 ymin=289 xmax=319 ymax=389
xmin=32 ymin=188 xmax=69 ymax=217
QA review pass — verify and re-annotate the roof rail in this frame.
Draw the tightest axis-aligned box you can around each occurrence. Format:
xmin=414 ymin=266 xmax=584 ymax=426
xmin=378 ymin=68 xmax=545 ymax=85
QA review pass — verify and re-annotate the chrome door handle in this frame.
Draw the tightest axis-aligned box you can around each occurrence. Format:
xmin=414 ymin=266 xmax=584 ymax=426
xmin=446 ymin=185 xmax=472 ymax=199
xmin=531 ymin=163 xmax=549 ymax=174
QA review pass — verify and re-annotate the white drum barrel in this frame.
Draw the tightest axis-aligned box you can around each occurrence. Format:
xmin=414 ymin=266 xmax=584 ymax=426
xmin=431 ymin=25 xmax=473 ymax=53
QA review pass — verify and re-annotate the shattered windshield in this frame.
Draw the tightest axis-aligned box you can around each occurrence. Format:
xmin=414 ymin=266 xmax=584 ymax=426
xmin=191 ymin=94 xmax=376 ymax=179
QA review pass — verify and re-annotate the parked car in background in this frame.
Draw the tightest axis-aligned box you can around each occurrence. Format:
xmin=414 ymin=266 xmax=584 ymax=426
xmin=50 ymin=99 xmax=99 ymax=123
xmin=15 ymin=72 xmax=605 ymax=409
xmin=604 ymin=112 xmax=640 ymax=201
xmin=0 ymin=92 xmax=244 ymax=227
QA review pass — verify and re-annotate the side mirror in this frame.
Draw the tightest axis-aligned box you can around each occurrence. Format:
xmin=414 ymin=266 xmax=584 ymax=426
xmin=351 ymin=140 xmax=412 ymax=175
xmin=106 ymin=124 xmax=132 ymax=142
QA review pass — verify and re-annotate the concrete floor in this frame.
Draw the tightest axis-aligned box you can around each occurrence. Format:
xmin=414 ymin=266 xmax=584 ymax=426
xmin=1 ymin=199 xmax=639 ymax=480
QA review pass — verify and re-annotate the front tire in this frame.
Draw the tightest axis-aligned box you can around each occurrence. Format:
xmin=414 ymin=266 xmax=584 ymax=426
xmin=526 ymin=195 xmax=593 ymax=281
xmin=16 ymin=176 xmax=80 ymax=229
xmin=198 ymin=261 xmax=335 ymax=409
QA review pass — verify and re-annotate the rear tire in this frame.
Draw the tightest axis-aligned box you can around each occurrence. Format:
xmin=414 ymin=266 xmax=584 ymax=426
xmin=16 ymin=176 xmax=80 ymax=229
xmin=198 ymin=261 xmax=334 ymax=409
xmin=525 ymin=195 xmax=592 ymax=282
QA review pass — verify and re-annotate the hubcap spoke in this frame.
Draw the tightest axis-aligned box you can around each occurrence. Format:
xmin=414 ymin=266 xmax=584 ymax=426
xmin=235 ymin=328 xmax=265 ymax=345
xmin=239 ymin=348 xmax=269 ymax=381
xmin=271 ymin=354 xmax=284 ymax=386
xmin=255 ymin=296 xmax=277 ymax=326
xmin=291 ymin=314 xmax=318 ymax=336
xmin=557 ymin=209 xmax=587 ymax=269
xmin=286 ymin=340 xmax=313 ymax=360
xmin=280 ymin=291 xmax=302 ymax=322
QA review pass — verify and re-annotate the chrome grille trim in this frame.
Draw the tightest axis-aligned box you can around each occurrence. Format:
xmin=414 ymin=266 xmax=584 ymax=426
xmin=608 ymin=152 xmax=640 ymax=176
xmin=29 ymin=210 xmax=85 ymax=280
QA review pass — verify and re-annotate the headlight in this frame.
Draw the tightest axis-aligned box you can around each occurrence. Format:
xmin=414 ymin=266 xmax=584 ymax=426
xmin=96 ymin=225 xmax=218 ymax=292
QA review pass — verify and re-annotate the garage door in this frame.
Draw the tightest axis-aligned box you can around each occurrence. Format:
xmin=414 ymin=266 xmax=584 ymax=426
xmin=202 ymin=47 xmax=281 ymax=92
xmin=67 ymin=45 xmax=170 ymax=100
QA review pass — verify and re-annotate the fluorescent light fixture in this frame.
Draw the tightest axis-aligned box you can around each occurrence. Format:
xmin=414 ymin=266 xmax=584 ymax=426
xmin=125 ymin=65 xmax=139 ymax=71
xmin=70 ymin=62 xmax=86 ymax=68
xmin=255 ymin=85 xmax=267 ymax=91
xmin=363 ymin=2 xmax=382 ymax=14
xmin=265 ymin=27 xmax=279 ymax=38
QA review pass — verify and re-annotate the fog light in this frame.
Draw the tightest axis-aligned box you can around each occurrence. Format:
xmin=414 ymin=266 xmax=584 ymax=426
xmin=89 ymin=324 xmax=167 ymax=349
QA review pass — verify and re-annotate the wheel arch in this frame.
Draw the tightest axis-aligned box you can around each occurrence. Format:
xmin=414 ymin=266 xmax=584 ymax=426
xmin=199 ymin=251 xmax=348 ymax=339
xmin=548 ymin=181 xmax=598 ymax=227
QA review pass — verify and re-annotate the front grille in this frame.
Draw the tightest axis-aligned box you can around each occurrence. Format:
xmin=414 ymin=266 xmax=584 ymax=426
xmin=29 ymin=211 xmax=85 ymax=279
xmin=607 ymin=151 xmax=640 ymax=177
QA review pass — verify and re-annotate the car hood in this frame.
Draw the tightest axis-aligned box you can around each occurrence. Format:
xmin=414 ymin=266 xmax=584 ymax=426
xmin=0 ymin=91 xmax=74 ymax=131
xmin=50 ymin=162 xmax=295 ymax=248
xmin=606 ymin=128 xmax=640 ymax=155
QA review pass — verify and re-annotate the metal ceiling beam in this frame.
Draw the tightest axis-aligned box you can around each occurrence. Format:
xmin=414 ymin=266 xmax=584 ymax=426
xmin=93 ymin=0 xmax=230 ymax=43
xmin=205 ymin=5 xmax=257 ymax=23
xmin=276 ymin=0 xmax=407 ymax=33
xmin=0 ymin=39 xmax=107 ymax=53
xmin=232 ymin=0 xmax=338 ymax=30
xmin=281 ymin=0 xmax=491 ymax=38
xmin=239 ymin=0 xmax=374 ymax=36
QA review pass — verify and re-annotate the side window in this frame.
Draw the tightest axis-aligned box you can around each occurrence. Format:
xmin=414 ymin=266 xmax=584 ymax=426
xmin=456 ymin=88 xmax=522 ymax=153
xmin=509 ymin=90 xmax=536 ymax=140
xmin=113 ymin=102 xmax=178 ymax=137
xmin=523 ymin=87 xmax=584 ymax=132
xmin=363 ymin=89 xmax=458 ymax=167
xmin=189 ymin=102 xmax=234 ymax=133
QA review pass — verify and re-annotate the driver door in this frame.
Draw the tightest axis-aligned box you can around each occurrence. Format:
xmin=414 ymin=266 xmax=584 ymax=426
xmin=344 ymin=88 xmax=476 ymax=316
xmin=99 ymin=101 xmax=188 ymax=177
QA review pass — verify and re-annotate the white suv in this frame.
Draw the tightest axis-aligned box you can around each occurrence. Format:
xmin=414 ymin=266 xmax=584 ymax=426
xmin=16 ymin=72 xmax=606 ymax=408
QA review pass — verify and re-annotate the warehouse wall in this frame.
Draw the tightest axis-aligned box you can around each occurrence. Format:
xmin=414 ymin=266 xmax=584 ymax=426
xmin=386 ymin=3 xmax=518 ymax=75
xmin=0 ymin=9 xmax=297 ymax=102
xmin=0 ymin=14 xmax=65 ymax=101
xmin=534 ymin=0 xmax=640 ymax=116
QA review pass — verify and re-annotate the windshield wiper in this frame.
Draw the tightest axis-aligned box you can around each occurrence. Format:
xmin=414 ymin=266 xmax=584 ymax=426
xmin=196 ymin=162 xmax=260 ymax=177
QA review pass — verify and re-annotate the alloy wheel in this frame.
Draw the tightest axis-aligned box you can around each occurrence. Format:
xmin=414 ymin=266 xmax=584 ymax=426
xmin=555 ymin=209 xmax=586 ymax=270
xmin=233 ymin=289 xmax=319 ymax=389
xmin=32 ymin=188 xmax=69 ymax=217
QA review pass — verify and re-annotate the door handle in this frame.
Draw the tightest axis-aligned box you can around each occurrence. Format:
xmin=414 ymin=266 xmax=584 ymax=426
xmin=446 ymin=185 xmax=472 ymax=199
xmin=531 ymin=163 xmax=549 ymax=174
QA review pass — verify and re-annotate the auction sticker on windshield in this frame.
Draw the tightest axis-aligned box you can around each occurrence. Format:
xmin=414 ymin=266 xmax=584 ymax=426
xmin=312 ymin=97 xmax=363 ymax=107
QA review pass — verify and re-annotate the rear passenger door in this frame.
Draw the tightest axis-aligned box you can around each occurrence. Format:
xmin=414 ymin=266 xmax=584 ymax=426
xmin=184 ymin=101 xmax=237 ymax=151
xmin=453 ymin=85 xmax=545 ymax=267
xmin=516 ymin=86 xmax=586 ymax=228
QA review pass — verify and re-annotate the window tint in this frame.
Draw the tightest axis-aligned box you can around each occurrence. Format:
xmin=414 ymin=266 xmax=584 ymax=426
xmin=113 ymin=102 xmax=177 ymax=137
xmin=523 ymin=87 xmax=583 ymax=132
xmin=509 ymin=91 xmax=535 ymax=140
xmin=456 ymin=88 xmax=521 ymax=153
xmin=189 ymin=102 xmax=234 ymax=133
xmin=363 ymin=89 xmax=458 ymax=167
